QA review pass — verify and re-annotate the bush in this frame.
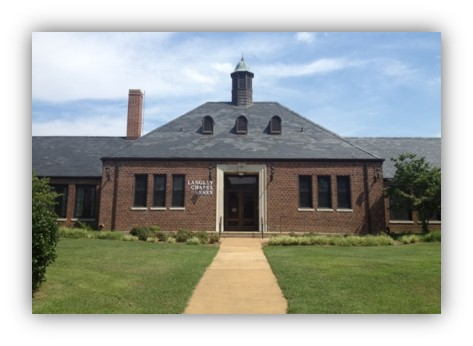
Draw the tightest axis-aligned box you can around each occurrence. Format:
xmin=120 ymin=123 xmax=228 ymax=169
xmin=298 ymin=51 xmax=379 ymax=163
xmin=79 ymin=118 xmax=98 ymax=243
xmin=32 ymin=174 xmax=60 ymax=293
xmin=195 ymin=231 xmax=209 ymax=244
xmin=209 ymin=233 xmax=220 ymax=244
xmin=175 ymin=229 xmax=191 ymax=243
xmin=166 ymin=236 xmax=176 ymax=244
xmin=186 ymin=237 xmax=201 ymax=245
xmin=156 ymin=231 xmax=167 ymax=242
xmin=267 ymin=234 xmax=394 ymax=247
xmin=130 ymin=227 xmax=154 ymax=241
xmin=422 ymin=231 xmax=441 ymax=242
xmin=399 ymin=234 xmax=421 ymax=244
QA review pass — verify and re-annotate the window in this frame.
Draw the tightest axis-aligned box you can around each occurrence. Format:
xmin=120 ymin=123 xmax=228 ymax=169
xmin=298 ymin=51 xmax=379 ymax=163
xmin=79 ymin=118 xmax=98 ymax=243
xmin=134 ymin=175 xmax=148 ymax=207
xmin=172 ymin=175 xmax=185 ymax=207
xmin=51 ymin=184 xmax=68 ymax=218
xmin=337 ymin=176 xmax=352 ymax=209
xmin=74 ymin=185 xmax=96 ymax=219
xmin=202 ymin=115 xmax=214 ymax=134
xmin=153 ymin=175 xmax=166 ymax=207
xmin=269 ymin=116 xmax=282 ymax=134
xmin=299 ymin=175 xmax=313 ymax=208
xmin=317 ymin=176 xmax=332 ymax=209
xmin=389 ymin=199 xmax=412 ymax=221
xmin=235 ymin=115 xmax=248 ymax=134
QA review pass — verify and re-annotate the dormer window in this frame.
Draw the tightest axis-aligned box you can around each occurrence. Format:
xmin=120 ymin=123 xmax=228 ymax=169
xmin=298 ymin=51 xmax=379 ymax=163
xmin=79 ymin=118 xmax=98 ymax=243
xmin=270 ymin=116 xmax=282 ymax=134
xmin=235 ymin=115 xmax=248 ymax=134
xmin=202 ymin=115 xmax=214 ymax=135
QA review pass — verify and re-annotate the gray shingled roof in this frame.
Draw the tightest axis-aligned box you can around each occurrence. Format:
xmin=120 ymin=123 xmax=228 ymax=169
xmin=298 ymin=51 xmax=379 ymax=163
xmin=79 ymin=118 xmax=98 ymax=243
xmin=347 ymin=137 xmax=441 ymax=179
xmin=106 ymin=102 xmax=381 ymax=161
xmin=32 ymin=137 xmax=132 ymax=177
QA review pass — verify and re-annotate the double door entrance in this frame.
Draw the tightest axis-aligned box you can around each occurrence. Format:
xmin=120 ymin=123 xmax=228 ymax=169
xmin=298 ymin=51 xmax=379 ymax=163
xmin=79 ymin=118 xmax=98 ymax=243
xmin=224 ymin=174 xmax=258 ymax=231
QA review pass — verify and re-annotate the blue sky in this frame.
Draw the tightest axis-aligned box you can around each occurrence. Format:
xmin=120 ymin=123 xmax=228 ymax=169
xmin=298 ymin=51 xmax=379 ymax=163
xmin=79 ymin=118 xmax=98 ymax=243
xmin=32 ymin=32 xmax=441 ymax=137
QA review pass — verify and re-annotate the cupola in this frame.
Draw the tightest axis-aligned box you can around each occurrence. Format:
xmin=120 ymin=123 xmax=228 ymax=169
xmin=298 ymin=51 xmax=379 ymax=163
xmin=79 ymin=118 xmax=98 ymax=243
xmin=231 ymin=57 xmax=254 ymax=107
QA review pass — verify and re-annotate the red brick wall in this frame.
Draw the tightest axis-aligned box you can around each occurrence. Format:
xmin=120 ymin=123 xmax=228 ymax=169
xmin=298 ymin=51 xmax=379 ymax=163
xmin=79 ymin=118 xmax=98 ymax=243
xmin=99 ymin=160 xmax=386 ymax=234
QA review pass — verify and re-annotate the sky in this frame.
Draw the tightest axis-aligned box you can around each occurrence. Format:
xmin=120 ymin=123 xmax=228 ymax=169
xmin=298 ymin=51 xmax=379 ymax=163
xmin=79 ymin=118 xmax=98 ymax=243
xmin=31 ymin=32 xmax=441 ymax=138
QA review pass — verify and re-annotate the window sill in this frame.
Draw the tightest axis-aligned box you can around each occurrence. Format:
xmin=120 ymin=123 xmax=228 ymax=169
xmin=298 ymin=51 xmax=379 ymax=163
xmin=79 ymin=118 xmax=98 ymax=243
xmin=56 ymin=218 xmax=67 ymax=221
xmin=150 ymin=207 xmax=166 ymax=211
xmin=298 ymin=208 xmax=314 ymax=212
xmin=130 ymin=207 xmax=148 ymax=211
xmin=169 ymin=207 xmax=185 ymax=211
xmin=389 ymin=220 xmax=414 ymax=224
xmin=336 ymin=208 xmax=353 ymax=213
xmin=71 ymin=218 xmax=95 ymax=221
xmin=317 ymin=208 xmax=333 ymax=212
xmin=418 ymin=220 xmax=441 ymax=224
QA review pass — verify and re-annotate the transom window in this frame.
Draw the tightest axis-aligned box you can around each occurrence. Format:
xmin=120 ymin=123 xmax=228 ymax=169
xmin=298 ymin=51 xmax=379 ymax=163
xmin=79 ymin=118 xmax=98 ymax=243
xmin=235 ymin=115 xmax=248 ymax=134
xmin=269 ymin=115 xmax=282 ymax=134
xmin=202 ymin=115 xmax=214 ymax=135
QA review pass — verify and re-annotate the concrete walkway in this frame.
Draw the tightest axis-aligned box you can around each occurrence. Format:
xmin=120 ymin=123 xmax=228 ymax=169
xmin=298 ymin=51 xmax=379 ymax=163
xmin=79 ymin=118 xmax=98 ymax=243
xmin=184 ymin=238 xmax=287 ymax=314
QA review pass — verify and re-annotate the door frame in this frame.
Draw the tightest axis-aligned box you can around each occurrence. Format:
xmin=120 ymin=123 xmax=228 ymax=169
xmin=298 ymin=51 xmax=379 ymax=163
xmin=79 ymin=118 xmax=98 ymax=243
xmin=215 ymin=164 xmax=267 ymax=233
xmin=224 ymin=175 xmax=259 ymax=231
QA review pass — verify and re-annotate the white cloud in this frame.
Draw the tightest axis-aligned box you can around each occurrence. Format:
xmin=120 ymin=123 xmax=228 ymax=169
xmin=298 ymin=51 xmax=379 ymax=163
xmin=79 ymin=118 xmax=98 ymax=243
xmin=295 ymin=32 xmax=315 ymax=44
xmin=260 ymin=58 xmax=348 ymax=77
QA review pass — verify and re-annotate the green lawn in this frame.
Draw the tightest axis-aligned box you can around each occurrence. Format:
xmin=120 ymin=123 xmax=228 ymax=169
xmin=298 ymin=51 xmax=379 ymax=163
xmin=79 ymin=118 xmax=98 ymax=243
xmin=263 ymin=242 xmax=441 ymax=314
xmin=32 ymin=238 xmax=218 ymax=314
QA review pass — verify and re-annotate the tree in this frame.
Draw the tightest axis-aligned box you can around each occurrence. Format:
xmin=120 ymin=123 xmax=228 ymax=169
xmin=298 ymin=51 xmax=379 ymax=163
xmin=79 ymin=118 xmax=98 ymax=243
xmin=32 ymin=173 xmax=59 ymax=294
xmin=387 ymin=153 xmax=441 ymax=233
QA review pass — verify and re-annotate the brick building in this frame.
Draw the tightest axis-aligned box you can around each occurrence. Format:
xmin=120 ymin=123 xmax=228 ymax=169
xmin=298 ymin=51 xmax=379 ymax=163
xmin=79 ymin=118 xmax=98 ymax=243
xmin=32 ymin=58 xmax=440 ymax=235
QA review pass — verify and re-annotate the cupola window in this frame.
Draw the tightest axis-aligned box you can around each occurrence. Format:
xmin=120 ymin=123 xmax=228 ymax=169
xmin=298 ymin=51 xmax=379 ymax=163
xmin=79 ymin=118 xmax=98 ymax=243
xmin=202 ymin=115 xmax=214 ymax=134
xmin=269 ymin=116 xmax=282 ymax=134
xmin=235 ymin=115 xmax=248 ymax=134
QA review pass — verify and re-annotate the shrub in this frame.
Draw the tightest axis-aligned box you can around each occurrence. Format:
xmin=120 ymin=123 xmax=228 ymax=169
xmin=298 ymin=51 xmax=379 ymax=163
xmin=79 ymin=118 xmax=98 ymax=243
xmin=130 ymin=227 xmax=154 ymax=241
xmin=399 ymin=234 xmax=421 ymax=244
xmin=166 ymin=236 xmax=176 ymax=244
xmin=95 ymin=231 xmax=124 ymax=241
xmin=32 ymin=174 xmax=59 ymax=293
xmin=422 ymin=231 xmax=441 ymax=242
xmin=195 ymin=231 xmax=209 ymax=244
xmin=175 ymin=229 xmax=191 ymax=243
xmin=123 ymin=235 xmax=139 ymax=241
xmin=74 ymin=219 xmax=93 ymax=230
xmin=209 ymin=233 xmax=220 ymax=244
xmin=267 ymin=234 xmax=394 ymax=247
xmin=156 ymin=231 xmax=167 ymax=242
xmin=59 ymin=227 xmax=89 ymax=238
xmin=186 ymin=237 xmax=201 ymax=245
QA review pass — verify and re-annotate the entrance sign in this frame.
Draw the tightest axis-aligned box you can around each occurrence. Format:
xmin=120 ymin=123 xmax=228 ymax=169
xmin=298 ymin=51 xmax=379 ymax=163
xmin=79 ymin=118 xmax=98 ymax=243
xmin=188 ymin=180 xmax=213 ymax=195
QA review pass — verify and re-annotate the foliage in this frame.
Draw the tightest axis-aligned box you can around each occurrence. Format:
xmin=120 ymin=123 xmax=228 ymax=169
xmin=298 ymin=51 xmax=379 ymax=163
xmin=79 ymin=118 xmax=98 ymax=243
xmin=130 ymin=226 xmax=159 ymax=241
xmin=175 ymin=229 xmax=191 ymax=243
xmin=74 ymin=219 xmax=93 ymax=230
xmin=208 ymin=233 xmax=220 ymax=244
xmin=267 ymin=234 xmax=394 ymax=246
xmin=387 ymin=153 xmax=441 ymax=233
xmin=422 ymin=231 xmax=441 ymax=242
xmin=32 ymin=173 xmax=60 ymax=293
xmin=186 ymin=237 xmax=201 ymax=245
xmin=59 ymin=227 xmax=137 ymax=241
xmin=399 ymin=234 xmax=422 ymax=244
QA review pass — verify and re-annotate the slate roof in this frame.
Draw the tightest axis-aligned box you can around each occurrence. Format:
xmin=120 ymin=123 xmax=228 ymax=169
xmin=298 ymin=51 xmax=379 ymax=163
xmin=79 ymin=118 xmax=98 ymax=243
xmin=347 ymin=137 xmax=441 ymax=179
xmin=106 ymin=102 xmax=381 ymax=161
xmin=32 ymin=137 xmax=132 ymax=177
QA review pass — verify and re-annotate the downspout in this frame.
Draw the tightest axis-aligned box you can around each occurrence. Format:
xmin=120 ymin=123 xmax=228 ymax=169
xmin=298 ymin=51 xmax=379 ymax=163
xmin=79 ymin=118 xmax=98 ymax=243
xmin=111 ymin=161 xmax=120 ymax=231
xmin=363 ymin=162 xmax=373 ymax=234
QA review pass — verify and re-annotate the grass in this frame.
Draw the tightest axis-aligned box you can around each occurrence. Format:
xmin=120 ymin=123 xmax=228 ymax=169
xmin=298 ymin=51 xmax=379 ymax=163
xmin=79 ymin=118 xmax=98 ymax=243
xmin=32 ymin=238 xmax=218 ymax=314
xmin=263 ymin=242 xmax=441 ymax=314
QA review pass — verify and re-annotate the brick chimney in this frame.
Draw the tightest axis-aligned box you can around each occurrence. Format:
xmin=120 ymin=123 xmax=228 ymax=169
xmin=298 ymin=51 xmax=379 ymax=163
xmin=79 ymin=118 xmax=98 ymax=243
xmin=126 ymin=89 xmax=143 ymax=139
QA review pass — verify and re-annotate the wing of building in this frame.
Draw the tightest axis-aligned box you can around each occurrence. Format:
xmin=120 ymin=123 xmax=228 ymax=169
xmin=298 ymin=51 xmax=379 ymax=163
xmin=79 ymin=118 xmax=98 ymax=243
xmin=32 ymin=58 xmax=441 ymax=234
